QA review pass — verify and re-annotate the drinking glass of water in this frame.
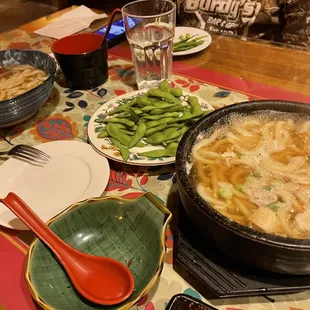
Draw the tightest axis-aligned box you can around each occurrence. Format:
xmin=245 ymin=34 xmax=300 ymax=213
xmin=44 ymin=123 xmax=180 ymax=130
xmin=122 ymin=0 xmax=176 ymax=89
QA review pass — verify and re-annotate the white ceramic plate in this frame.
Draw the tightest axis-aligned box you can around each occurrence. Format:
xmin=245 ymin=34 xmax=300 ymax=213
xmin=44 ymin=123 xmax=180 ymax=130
xmin=0 ymin=141 xmax=110 ymax=230
xmin=173 ymin=27 xmax=212 ymax=56
xmin=87 ymin=90 xmax=214 ymax=166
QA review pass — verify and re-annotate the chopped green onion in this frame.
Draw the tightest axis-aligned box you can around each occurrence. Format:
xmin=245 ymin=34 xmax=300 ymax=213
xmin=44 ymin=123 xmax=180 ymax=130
xmin=237 ymin=152 xmax=243 ymax=159
xmin=252 ymin=171 xmax=262 ymax=178
xmin=234 ymin=184 xmax=245 ymax=192
xmin=267 ymin=201 xmax=282 ymax=211
xmin=218 ymin=186 xmax=233 ymax=200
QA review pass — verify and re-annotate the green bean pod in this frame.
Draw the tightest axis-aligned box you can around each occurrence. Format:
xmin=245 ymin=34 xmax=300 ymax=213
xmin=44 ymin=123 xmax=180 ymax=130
xmin=159 ymin=80 xmax=170 ymax=92
xmin=150 ymin=105 xmax=184 ymax=115
xmin=139 ymin=142 xmax=178 ymax=158
xmin=97 ymin=131 xmax=108 ymax=138
xmin=128 ymin=122 xmax=147 ymax=148
xmin=104 ymin=118 xmax=136 ymax=127
xmin=188 ymin=96 xmax=202 ymax=114
xmin=169 ymin=87 xmax=183 ymax=97
xmin=107 ymin=97 xmax=137 ymax=115
xmin=121 ymin=129 xmax=135 ymax=136
xmin=169 ymin=111 xmax=203 ymax=124
xmin=106 ymin=123 xmax=132 ymax=146
xmin=109 ymin=137 xmax=130 ymax=162
xmin=146 ymin=128 xmax=182 ymax=145
xmin=115 ymin=112 xmax=131 ymax=118
xmin=142 ymin=112 xmax=180 ymax=120
xmin=145 ymin=124 xmax=167 ymax=137
xmin=95 ymin=126 xmax=106 ymax=133
xmin=147 ymin=89 xmax=181 ymax=105
xmin=146 ymin=117 xmax=174 ymax=129
xmin=138 ymin=95 xmax=155 ymax=107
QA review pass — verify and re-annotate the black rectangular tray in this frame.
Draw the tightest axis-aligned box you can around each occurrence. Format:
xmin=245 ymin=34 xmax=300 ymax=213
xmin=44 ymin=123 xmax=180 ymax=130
xmin=174 ymin=200 xmax=310 ymax=298
xmin=166 ymin=294 xmax=218 ymax=310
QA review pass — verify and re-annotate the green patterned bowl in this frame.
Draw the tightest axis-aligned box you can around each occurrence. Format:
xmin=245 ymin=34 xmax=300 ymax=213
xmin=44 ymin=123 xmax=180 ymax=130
xmin=25 ymin=193 xmax=171 ymax=310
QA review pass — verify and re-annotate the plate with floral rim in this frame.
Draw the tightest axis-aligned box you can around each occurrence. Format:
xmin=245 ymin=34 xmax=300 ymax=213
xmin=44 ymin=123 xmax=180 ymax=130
xmin=87 ymin=90 xmax=214 ymax=166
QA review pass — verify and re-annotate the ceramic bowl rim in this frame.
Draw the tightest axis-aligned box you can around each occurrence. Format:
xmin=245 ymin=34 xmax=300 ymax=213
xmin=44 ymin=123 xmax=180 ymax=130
xmin=0 ymin=49 xmax=57 ymax=105
xmin=176 ymin=100 xmax=310 ymax=250
xmin=25 ymin=192 xmax=172 ymax=310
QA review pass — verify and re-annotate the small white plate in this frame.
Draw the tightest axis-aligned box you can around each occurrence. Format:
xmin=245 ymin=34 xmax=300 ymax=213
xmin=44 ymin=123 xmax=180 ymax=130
xmin=87 ymin=90 xmax=214 ymax=166
xmin=0 ymin=141 xmax=110 ymax=230
xmin=173 ymin=27 xmax=212 ymax=56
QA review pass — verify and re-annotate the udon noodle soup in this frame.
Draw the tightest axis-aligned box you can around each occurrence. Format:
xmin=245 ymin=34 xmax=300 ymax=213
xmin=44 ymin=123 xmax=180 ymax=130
xmin=0 ymin=64 xmax=48 ymax=101
xmin=191 ymin=112 xmax=310 ymax=239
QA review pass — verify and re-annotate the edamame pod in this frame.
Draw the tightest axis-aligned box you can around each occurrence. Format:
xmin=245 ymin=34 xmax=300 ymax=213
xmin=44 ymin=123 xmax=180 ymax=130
xmin=97 ymin=131 xmax=108 ymax=138
xmin=138 ymin=95 xmax=155 ymax=107
xmin=159 ymin=80 xmax=170 ymax=92
xmin=128 ymin=122 xmax=147 ymax=148
xmin=95 ymin=126 xmax=106 ymax=132
xmin=146 ymin=128 xmax=182 ymax=145
xmin=106 ymin=123 xmax=132 ymax=146
xmin=139 ymin=142 xmax=178 ymax=158
xmin=150 ymin=105 xmax=184 ymax=115
xmin=188 ymin=96 xmax=202 ymax=114
xmin=104 ymin=118 xmax=136 ymax=127
xmin=147 ymin=89 xmax=181 ymax=105
xmin=121 ymin=129 xmax=135 ymax=136
xmin=110 ymin=137 xmax=130 ymax=162
xmin=107 ymin=97 xmax=137 ymax=115
xmin=142 ymin=112 xmax=180 ymax=120
xmin=168 ymin=111 xmax=203 ymax=124
xmin=170 ymin=87 xmax=183 ymax=97
xmin=146 ymin=117 xmax=174 ymax=129
xmin=145 ymin=124 xmax=167 ymax=137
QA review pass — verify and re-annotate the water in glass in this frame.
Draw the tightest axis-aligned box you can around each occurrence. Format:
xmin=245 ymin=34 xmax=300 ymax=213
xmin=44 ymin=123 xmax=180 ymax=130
xmin=127 ymin=23 xmax=174 ymax=89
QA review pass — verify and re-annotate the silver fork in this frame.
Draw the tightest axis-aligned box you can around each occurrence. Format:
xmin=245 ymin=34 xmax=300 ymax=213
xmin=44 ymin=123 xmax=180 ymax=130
xmin=0 ymin=145 xmax=51 ymax=165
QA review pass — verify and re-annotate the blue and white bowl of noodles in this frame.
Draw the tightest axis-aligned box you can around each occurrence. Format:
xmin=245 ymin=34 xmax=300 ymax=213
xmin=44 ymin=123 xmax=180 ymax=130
xmin=0 ymin=49 xmax=56 ymax=128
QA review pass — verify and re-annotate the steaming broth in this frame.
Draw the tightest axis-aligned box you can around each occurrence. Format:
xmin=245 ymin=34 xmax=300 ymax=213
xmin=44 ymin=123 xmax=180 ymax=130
xmin=191 ymin=112 xmax=310 ymax=239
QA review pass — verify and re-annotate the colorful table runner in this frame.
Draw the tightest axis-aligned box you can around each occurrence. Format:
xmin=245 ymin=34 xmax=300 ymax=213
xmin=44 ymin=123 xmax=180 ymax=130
xmin=0 ymin=30 xmax=310 ymax=310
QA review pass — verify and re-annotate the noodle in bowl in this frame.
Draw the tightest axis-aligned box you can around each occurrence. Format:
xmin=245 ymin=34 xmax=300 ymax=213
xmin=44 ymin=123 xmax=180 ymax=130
xmin=176 ymin=100 xmax=310 ymax=275
xmin=0 ymin=49 xmax=56 ymax=128
xmin=0 ymin=64 xmax=48 ymax=101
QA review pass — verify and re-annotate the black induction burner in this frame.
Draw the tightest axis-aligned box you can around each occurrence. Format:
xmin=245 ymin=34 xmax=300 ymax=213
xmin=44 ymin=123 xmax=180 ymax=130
xmin=174 ymin=199 xmax=310 ymax=298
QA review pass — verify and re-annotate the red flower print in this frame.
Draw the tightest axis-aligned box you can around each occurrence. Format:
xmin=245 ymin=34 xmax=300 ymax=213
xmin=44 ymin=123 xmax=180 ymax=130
xmin=189 ymin=85 xmax=200 ymax=92
xmin=114 ymin=89 xmax=127 ymax=96
xmin=106 ymin=170 xmax=133 ymax=192
xmin=165 ymin=227 xmax=173 ymax=249
xmin=121 ymin=192 xmax=144 ymax=199
xmin=30 ymin=114 xmax=78 ymax=142
xmin=144 ymin=301 xmax=155 ymax=310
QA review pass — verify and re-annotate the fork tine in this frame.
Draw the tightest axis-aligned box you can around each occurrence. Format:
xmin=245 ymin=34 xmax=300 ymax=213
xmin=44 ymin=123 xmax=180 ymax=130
xmin=12 ymin=153 xmax=47 ymax=166
xmin=15 ymin=149 xmax=49 ymax=163
xmin=17 ymin=147 xmax=50 ymax=162
xmin=18 ymin=145 xmax=51 ymax=159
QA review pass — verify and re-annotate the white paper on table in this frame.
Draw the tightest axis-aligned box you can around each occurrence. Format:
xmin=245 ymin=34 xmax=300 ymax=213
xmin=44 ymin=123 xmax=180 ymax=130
xmin=34 ymin=6 xmax=108 ymax=39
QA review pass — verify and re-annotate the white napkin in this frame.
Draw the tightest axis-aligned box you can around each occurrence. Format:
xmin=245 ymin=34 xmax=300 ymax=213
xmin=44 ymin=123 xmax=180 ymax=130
xmin=34 ymin=6 xmax=108 ymax=39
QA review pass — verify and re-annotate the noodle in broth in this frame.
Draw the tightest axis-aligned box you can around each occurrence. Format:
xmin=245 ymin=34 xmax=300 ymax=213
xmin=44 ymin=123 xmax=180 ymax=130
xmin=0 ymin=64 xmax=48 ymax=101
xmin=191 ymin=112 xmax=310 ymax=239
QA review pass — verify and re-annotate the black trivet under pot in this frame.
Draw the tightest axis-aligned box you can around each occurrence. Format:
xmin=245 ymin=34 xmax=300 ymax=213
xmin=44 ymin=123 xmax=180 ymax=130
xmin=174 ymin=200 xmax=310 ymax=298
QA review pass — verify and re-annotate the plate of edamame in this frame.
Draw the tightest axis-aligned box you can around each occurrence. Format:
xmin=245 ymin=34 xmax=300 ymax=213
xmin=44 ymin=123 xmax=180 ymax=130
xmin=173 ymin=27 xmax=212 ymax=56
xmin=87 ymin=80 xmax=214 ymax=166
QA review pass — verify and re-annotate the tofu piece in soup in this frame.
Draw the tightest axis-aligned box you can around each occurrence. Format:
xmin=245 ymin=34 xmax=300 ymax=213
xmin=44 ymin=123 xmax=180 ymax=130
xmin=249 ymin=207 xmax=281 ymax=234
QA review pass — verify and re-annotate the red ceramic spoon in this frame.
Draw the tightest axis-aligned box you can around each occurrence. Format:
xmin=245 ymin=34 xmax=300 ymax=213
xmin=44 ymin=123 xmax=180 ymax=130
xmin=0 ymin=192 xmax=134 ymax=306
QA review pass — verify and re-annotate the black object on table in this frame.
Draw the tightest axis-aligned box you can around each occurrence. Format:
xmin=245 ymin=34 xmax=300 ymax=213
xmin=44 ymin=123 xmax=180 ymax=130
xmin=174 ymin=197 xmax=310 ymax=298
xmin=166 ymin=294 xmax=218 ymax=310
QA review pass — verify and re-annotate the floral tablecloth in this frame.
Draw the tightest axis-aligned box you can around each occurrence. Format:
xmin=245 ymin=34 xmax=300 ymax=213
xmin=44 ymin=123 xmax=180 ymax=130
xmin=0 ymin=30 xmax=310 ymax=310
